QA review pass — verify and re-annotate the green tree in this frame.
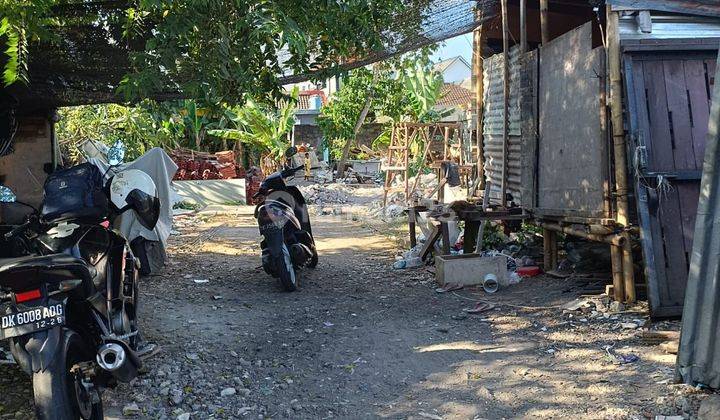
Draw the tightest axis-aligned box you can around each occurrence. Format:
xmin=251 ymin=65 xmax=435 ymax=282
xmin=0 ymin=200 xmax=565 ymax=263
xmin=56 ymin=103 xmax=177 ymax=161
xmin=1 ymin=0 xmax=425 ymax=103
xmin=404 ymin=64 xmax=446 ymax=122
xmin=317 ymin=69 xmax=376 ymax=160
xmin=319 ymin=50 xmax=445 ymax=157
xmin=208 ymin=88 xmax=298 ymax=164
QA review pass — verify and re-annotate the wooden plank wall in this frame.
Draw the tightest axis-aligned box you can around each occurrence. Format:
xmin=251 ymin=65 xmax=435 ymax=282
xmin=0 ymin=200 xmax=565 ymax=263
xmin=536 ymin=22 xmax=609 ymax=219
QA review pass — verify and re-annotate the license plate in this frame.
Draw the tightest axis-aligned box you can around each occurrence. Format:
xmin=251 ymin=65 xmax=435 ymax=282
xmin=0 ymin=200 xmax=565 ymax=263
xmin=0 ymin=302 xmax=65 ymax=340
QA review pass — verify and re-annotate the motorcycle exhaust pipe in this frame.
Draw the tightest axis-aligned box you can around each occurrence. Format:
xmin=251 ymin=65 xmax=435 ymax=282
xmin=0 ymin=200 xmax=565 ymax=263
xmin=96 ymin=340 xmax=141 ymax=383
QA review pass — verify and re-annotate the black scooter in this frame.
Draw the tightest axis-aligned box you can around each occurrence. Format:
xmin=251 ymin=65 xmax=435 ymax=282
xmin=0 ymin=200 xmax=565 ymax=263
xmin=0 ymin=162 xmax=159 ymax=419
xmin=253 ymin=148 xmax=318 ymax=291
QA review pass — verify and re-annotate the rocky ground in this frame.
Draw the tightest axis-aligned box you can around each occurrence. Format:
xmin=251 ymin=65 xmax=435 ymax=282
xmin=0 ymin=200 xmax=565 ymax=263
xmin=1 ymin=204 xmax=719 ymax=419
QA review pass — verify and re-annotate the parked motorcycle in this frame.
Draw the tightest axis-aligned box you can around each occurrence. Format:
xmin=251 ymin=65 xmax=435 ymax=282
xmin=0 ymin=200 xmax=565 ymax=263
xmin=253 ymin=147 xmax=318 ymax=291
xmin=0 ymin=146 xmax=160 ymax=419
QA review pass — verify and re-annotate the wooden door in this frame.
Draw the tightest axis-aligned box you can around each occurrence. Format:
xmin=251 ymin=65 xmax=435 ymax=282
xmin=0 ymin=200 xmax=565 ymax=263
xmin=625 ymin=49 xmax=716 ymax=317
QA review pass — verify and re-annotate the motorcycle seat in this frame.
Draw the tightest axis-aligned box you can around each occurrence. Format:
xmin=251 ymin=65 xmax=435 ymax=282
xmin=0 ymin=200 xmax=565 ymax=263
xmin=0 ymin=254 xmax=95 ymax=281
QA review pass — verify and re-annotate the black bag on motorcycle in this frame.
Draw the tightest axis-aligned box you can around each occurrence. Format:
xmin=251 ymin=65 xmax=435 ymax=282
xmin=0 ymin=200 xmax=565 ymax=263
xmin=41 ymin=163 xmax=109 ymax=221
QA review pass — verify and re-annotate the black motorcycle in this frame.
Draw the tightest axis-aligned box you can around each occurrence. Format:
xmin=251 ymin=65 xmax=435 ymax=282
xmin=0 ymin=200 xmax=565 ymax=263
xmin=253 ymin=148 xmax=318 ymax=291
xmin=0 ymin=161 xmax=160 ymax=419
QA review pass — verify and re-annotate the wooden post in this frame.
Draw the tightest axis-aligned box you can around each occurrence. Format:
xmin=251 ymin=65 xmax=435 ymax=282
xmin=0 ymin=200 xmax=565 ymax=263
xmin=607 ymin=6 xmax=636 ymax=302
xmin=610 ymin=244 xmax=626 ymax=302
xmin=550 ymin=231 xmax=559 ymax=272
xmin=540 ymin=0 xmax=549 ymax=45
xmin=473 ymin=23 xmax=485 ymax=190
xmin=443 ymin=126 xmax=450 ymax=161
xmin=440 ymin=222 xmax=451 ymax=255
xmin=404 ymin=124 xmax=410 ymax=204
xmin=409 ymin=207 xmax=417 ymax=248
xmin=520 ymin=0 xmax=528 ymax=53
xmin=543 ymin=228 xmax=553 ymax=272
xmin=500 ymin=0 xmax=510 ymax=208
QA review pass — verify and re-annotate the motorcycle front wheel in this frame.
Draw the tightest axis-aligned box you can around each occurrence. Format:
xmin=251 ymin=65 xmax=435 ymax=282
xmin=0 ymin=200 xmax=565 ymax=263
xmin=33 ymin=329 xmax=103 ymax=420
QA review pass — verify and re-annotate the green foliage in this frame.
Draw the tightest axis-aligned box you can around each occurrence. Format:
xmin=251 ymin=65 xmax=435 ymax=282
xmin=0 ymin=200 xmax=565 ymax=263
xmin=56 ymin=104 xmax=176 ymax=162
xmin=208 ymin=88 xmax=298 ymax=160
xmin=1 ymin=0 xmax=419 ymax=102
xmin=483 ymin=223 xmax=508 ymax=250
xmin=0 ymin=0 xmax=55 ymax=86
xmin=317 ymin=69 xmax=375 ymax=160
xmin=404 ymin=65 xmax=446 ymax=122
xmin=319 ymin=48 xmax=445 ymax=159
xmin=118 ymin=0 xmax=410 ymax=102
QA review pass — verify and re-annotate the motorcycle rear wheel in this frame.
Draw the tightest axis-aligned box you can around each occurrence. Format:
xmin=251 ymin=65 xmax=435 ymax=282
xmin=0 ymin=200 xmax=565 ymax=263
xmin=33 ymin=330 xmax=103 ymax=420
xmin=278 ymin=244 xmax=298 ymax=292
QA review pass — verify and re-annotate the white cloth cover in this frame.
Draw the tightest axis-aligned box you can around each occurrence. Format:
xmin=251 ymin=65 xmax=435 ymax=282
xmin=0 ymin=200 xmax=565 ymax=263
xmin=90 ymin=147 xmax=178 ymax=247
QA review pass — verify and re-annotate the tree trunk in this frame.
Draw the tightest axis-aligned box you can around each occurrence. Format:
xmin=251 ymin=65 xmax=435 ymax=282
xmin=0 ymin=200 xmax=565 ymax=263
xmin=336 ymin=93 xmax=372 ymax=179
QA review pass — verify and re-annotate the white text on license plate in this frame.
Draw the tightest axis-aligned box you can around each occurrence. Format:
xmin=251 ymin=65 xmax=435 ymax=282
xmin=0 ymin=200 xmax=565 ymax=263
xmin=2 ymin=304 xmax=64 ymax=329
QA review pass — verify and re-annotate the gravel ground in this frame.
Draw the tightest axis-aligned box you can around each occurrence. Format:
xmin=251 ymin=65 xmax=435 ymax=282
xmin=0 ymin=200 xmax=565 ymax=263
xmin=1 ymin=206 xmax=718 ymax=419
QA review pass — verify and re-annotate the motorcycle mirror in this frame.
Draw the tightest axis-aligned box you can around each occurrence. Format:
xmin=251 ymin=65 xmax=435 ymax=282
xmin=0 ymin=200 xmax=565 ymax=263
xmin=126 ymin=189 xmax=161 ymax=230
xmin=108 ymin=140 xmax=127 ymax=166
xmin=0 ymin=185 xmax=17 ymax=203
xmin=285 ymin=146 xmax=298 ymax=159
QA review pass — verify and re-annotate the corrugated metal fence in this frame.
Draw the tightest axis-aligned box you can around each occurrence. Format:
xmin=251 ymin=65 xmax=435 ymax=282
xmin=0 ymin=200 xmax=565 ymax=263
xmin=483 ymin=45 xmax=523 ymax=205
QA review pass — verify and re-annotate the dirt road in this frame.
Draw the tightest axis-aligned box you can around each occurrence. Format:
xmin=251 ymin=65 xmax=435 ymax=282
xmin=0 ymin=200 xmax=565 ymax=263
xmin=0 ymin=207 xmax=713 ymax=419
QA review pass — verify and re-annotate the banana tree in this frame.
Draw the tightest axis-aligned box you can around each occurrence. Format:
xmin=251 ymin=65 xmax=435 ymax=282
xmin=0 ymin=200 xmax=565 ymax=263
xmin=404 ymin=65 xmax=446 ymax=122
xmin=208 ymin=88 xmax=298 ymax=170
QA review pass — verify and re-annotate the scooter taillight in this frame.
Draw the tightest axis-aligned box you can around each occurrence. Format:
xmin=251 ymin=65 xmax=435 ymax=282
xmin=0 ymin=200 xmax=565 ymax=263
xmin=15 ymin=289 xmax=42 ymax=303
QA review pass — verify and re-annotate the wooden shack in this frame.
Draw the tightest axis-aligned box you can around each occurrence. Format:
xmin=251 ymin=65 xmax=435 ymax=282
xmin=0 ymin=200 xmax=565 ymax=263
xmin=472 ymin=0 xmax=720 ymax=316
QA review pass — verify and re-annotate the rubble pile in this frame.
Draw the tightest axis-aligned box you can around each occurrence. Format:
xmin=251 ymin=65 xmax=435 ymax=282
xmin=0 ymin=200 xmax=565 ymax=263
xmin=298 ymin=184 xmax=351 ymax=205
xmin=388 ymin=173 xmax=439 ymax=201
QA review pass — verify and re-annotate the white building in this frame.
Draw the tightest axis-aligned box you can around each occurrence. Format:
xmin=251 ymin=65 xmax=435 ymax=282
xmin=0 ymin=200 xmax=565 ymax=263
xmin=433 ymin=56 xmax=472 ymax=86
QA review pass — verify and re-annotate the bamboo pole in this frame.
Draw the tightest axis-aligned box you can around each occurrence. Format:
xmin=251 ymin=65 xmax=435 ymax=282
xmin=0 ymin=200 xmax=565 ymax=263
xmin=540 ymin=0 xmax=549 ymax=45
xmin=538 ymin=222 xmax=627 ymax=246
xmin=500 ymin=0 xmax=510 ymax=207
xmin=520 ymin=0 xmax=528 ymax=53
xmin=607 ymin=6 xmax=636 ymax=303
xmin=473 ymin=22 xmax=485 ymax=190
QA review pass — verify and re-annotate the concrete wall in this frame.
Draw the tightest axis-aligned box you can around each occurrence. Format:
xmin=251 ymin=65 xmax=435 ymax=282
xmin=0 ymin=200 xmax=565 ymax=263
xmin=294 ymin=123 xmax=386 ymax=156
xmin=173 ymin=179 xmax=247 ymax=206
xmin=0 ymin=116 xmax=54 ymax=223
xmin=294 ymin=124 xmax=324 ymax=149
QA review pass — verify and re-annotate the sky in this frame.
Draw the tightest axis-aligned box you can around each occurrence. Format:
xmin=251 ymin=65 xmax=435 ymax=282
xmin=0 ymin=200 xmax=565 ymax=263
xmin=431 ymin=33 xmax=473 ymax=64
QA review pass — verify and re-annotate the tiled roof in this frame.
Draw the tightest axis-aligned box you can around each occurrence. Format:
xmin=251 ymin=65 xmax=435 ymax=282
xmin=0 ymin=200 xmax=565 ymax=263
xmin=436 ymin=83 xmax=473 ymax=108
xmin=297 ymin=90 xmax=327 ymax=110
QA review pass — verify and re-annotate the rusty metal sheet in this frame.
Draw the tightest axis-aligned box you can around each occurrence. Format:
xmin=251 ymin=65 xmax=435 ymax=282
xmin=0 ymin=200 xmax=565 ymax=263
xmin=536 ymin=23 xmax=608 ymax=219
